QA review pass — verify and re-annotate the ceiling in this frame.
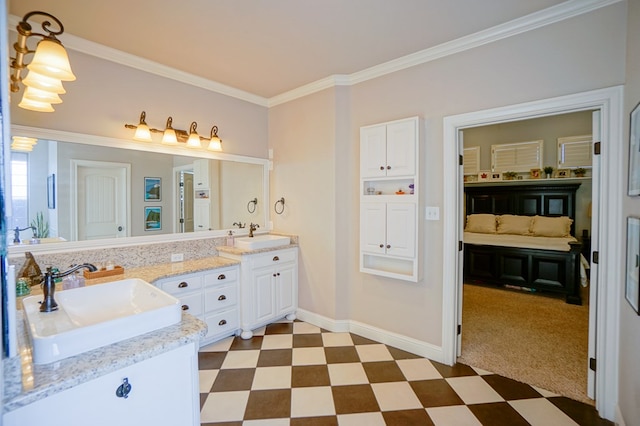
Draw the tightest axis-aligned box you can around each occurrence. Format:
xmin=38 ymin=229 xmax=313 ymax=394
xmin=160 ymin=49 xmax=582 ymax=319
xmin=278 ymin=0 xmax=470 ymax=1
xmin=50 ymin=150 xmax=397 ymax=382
xmin=9 ymin=0 xmax=569 ymax=99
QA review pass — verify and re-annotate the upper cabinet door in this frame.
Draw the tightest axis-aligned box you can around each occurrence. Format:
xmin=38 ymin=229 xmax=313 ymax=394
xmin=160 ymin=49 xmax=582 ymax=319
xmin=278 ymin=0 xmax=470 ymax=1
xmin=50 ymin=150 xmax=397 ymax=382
xmin=360 ymin=125 xmax=388 ymax=178
xmin=386 ymin=120 xmax=416 ymax=177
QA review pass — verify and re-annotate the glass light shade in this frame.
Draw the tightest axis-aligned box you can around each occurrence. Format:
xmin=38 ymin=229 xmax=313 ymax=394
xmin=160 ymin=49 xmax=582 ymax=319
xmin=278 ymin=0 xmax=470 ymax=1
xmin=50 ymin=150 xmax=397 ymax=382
xmin=161 ymin=128 xmax=178 ymax=145
xmin=18 ymin=96 xmax=54 ymax=112
xmin=23 ymin=86 xmax=63 ymax=104
xmin=186 ymin=126 xmax=201 ymax=148
xmin=133 ymin=124 xmax=152 ymax=142
xmin=207 ymin=137 xmax=222 ymax=151
xmin=22 ymin=71 xmax=66 ymax=94
xmin=11 ymin=136 xmax=37 ymax=152
xmin=27 ymin=39 xmax=76 ymax=81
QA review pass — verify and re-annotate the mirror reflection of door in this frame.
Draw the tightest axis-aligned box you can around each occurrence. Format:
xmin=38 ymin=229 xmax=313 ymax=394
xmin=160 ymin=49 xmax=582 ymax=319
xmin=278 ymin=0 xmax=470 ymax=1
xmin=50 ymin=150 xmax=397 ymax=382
xmin=74 ymin=161 xmax=130 ymax=240
xmin=178 ymin=170 xmax=194 ymax=233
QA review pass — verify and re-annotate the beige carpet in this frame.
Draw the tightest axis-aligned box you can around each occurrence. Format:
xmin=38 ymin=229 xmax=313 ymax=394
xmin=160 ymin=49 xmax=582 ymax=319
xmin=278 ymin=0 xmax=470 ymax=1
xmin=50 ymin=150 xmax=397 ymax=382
xmin=457 ymin=283 xmax=592 ymax=404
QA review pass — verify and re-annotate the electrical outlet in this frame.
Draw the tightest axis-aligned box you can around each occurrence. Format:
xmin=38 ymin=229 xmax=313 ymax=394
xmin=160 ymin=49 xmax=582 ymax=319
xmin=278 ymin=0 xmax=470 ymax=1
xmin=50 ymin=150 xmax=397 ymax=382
xmin=171 ymin=253 xmax=184 ymax=262
xmin=425 ymin=206 xmax=440 ymax=221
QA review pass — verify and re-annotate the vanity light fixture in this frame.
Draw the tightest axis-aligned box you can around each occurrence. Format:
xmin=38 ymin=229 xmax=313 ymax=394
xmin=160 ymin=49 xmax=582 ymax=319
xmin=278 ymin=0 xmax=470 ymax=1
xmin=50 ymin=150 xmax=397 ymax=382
xmin=10 ymin=11 xmax=76 ymax=112
xmin=125 ymin=111 xmax=223 ymax=151
xmin=11 ymin=136 xmax=38 ymax=152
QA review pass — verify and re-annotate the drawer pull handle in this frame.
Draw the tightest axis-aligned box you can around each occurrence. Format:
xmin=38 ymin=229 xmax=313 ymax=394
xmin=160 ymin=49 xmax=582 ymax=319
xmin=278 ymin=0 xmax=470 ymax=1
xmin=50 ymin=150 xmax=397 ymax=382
xmin=115 ymin=378 xmax=132 ymax=399
xmin=217 ymin=274 xmax=226 ymax=280
xmin=218 ymin=295 xmax=227 ymax=301
xmin=218 ymin=319 xmax=227 ymax=326
xmin=181 ymin=304 xmax=189 ymax=311
xmin=273 ymin=256 xmax=280 ymax=261
xmin=178 ymin=282 xmax=188 ymax=288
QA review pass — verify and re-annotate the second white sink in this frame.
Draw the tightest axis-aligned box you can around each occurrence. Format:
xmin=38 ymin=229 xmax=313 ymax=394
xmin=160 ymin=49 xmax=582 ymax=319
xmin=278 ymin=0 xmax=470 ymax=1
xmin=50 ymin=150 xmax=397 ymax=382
xmin=235 ymin=234 xmax=290 ymax=250
xmin=22 ymin=278 xmax=181 ymax=365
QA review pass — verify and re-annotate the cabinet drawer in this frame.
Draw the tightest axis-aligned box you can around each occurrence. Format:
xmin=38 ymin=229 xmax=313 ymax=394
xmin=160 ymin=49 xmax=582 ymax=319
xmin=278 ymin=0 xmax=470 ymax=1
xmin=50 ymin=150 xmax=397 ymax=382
xmin=177 ymin=292 xmax=203 ymax=317
xmin=159 ymin=275 xmax=203 ymax=295
xmin=204 ymin=268 xmax=238 ymax=286
xmin=251 ymin=250 xmax=296 ymax=269
xmin=204 ymin=284 xmax=237 ymax=312
xmin=204 ymin=309 xmax=238 ymax=337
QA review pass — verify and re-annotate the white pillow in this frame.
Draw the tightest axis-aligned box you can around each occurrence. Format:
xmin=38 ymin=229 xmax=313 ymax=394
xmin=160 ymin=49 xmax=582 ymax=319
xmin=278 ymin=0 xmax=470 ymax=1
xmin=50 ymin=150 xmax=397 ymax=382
xmin=496 ymin=215 xmax=533 ymax=235
xmin=465 ymin=214 xmax=497 ymax=234
xmin=530 ymin=216 xmax=573 ymax=237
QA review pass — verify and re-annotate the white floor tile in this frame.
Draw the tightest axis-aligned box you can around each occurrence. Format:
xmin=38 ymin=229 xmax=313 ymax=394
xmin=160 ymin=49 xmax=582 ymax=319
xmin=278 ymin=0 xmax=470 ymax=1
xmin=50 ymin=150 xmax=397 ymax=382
xmin=199 ymin=336 xmax=234 ymax=352
xmin=531 ymin=385 xmax=559 ymax=398
xmin=355 ymin=344 xmax=393 ymax=362
xmin=328 ymin=362 xmax=369 ymax=386
xmin=293 ymin=321 xmax=321 ymax=334
xmin=292 ymin=347 xmax=327 ymax=366
xmin=220 ymin=349 xmax=260 ymax=369
xmin=371 ymin=382 xmax=422 ymax=411
xmin=426 ymin=405 xmax=483 ymax=426
xmin=261 ymin=334 xmax=293 ymax=350
xmin=396 ymin=358 xmax=443 ymax=381
xmin=252 ymin=366 xmax=292 ymax=390
xmin=338 ymin=412 xmax=386 ymax=426
xmin=509 ymin=398 xmax=580 ymax=426
xmin=252 ymin=326 xmax=267 ymax=336
xmin=322 ymin=332 xmax=354 ymax=347
xmin=243 ymin=419 xmax=289 ymax=426
xmin=290 ymin=386 xmax=336 ymax=417
xmin=198 ymin=369 xmax=218 ymax=393
xmin=200 ymin=391 xmax=250 ymax=423
xmin=446 ymin=376 xmax=504 ymax=405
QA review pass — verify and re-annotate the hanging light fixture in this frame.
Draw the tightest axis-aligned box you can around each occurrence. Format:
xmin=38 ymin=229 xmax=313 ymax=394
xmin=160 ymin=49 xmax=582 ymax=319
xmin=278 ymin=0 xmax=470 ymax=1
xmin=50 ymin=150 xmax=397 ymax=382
xmin=125 ymin=111 xmax=223 ymax=151
xmin=11 ymin=136 xmax=38 ymax=152
xmin=10 ymin=11 xmax=76 ymax=112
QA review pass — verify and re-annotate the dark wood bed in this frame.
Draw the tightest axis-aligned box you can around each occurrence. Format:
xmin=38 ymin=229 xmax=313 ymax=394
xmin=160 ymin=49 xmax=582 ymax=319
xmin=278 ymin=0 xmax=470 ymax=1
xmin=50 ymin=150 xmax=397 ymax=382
xmin=464 ymin=182 xmax=583 ymax=304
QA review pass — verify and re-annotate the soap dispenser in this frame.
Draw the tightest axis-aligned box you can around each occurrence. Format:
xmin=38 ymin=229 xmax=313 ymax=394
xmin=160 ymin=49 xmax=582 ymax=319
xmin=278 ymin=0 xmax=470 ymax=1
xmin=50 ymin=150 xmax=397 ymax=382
xmin=226 ymin=230 xmax=235 ymax=247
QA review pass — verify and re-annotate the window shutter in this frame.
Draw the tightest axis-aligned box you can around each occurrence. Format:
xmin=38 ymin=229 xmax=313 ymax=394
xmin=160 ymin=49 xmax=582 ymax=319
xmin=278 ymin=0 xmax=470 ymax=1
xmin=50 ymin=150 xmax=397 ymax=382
xmin=491 ymin=140 xmax=543 ymax=172
xmin=557 ymin=135 xmax=592 ymax=168
xmin=463 ymin=146 xmax=480 ymax=175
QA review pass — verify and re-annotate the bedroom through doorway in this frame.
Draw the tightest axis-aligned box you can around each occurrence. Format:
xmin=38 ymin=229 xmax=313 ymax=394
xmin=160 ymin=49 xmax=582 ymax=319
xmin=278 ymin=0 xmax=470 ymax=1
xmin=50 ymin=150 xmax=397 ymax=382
xmin=458 ymin=111 xmax=596 ymax=404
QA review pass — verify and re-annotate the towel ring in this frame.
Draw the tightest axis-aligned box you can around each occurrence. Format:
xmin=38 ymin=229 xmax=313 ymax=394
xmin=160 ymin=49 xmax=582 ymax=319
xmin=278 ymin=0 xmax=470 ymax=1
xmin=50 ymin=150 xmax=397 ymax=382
xmin=274 ymin=197 xmax=285 ymax=215
xmin=247 ymin=198 xmax=258 ymax=213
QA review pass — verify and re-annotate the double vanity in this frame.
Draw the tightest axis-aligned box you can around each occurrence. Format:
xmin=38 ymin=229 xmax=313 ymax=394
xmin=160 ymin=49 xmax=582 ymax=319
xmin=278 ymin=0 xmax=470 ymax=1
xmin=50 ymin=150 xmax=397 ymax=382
xmin=3 ymin=234 xmax=298 ymax=426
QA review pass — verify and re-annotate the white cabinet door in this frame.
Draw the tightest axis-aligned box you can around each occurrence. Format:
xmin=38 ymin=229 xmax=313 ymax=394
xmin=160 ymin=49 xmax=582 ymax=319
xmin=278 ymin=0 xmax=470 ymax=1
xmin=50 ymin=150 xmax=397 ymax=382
xmin=193 ymin=199 xmax=210 ymax=231
xmin=386 ymin=120 xmax=416 ymax=177
xmin=360 ymin=125 xmax=388 ymax=178
xmin=193 ymin=159 xmax=210 ymax=189
xmin=253 ymin=267 xmax=276 ymax=324
xmin=360 ymin=203 xmax=387 ymax=254
xmin=386 ymin=203 xmax=416 ymax=258
xmin=4 ymin=344 xmax=198 ymax=426
xmin=276 ymin=263 xmax=296 ymax=316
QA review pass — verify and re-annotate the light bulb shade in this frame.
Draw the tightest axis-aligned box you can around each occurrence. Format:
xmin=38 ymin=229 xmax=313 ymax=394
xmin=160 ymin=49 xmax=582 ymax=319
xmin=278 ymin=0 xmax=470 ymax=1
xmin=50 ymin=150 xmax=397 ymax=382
xmin=207 ymin=137 xmax=222 ymax=151
xmin=27 ymin=39 xmax=76 ymax=81
xmin=11 ymin=136 xmax=38 ymax=152
xmin=23 ymin=86 xmax=63 ymax=104
xmin=186 ymin=122 xmax=201 ymax=148
xmin=22 ymin=71 xmax=66 ymax=94
xmin=162 ymin=128 xmax=177 ymax=145
xmin=134 ymin=124 xmax=152 ymax=142
xmin=18 ymin=96 xmax=54 ymax=112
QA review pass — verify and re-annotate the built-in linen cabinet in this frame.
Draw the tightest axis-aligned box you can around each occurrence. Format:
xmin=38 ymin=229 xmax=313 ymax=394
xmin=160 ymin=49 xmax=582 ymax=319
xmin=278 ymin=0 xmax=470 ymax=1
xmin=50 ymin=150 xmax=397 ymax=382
xmin=360 ymin=117 xmax=421 ymax=282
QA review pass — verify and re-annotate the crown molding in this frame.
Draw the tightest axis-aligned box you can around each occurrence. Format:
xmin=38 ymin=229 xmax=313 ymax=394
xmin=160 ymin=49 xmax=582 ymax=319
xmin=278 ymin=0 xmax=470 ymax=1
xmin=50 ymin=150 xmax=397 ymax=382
xmin=8 ymin=0 xmax=622 ymax=108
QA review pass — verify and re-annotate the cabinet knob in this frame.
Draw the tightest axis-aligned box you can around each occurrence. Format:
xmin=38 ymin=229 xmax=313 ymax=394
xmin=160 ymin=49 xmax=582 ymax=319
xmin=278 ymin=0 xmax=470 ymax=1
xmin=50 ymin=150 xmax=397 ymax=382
xmin=387 ymin=165 xmax=391 ymax=170
xmin=379 ymin=244 xmax=384 ymax=248
xmin=181 ymin=304 xmax=189 ymax=311
xmin=386 ymin=244 xmax=391 ymax=249
xmin=273 ymin=273 xmax=277 ymax=277
xmin=277 ymin=272 xmax=280 ymax=276
xmin=218 ymin=319 xmax=227 ymax=326
xmin=115 ymin=378 xmax=132 ymax=399
xmin=218 ymin=294 xmax=227 ymax=301
xmin=178 ymin=282 xmax=188 ymax=288
xmin=217 ymin=274 xmax=226 ymax=280
xmin=273 ymin=256 xmax=280 ymax=261
xmin=379 ymin=166 xmax=384 ymax=170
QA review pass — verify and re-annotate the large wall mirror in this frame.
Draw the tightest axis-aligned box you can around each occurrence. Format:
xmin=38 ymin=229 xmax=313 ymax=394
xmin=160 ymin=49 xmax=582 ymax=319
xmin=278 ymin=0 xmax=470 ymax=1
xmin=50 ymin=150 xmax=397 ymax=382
xmin=8 ymin=125 xmax=269 ymax=255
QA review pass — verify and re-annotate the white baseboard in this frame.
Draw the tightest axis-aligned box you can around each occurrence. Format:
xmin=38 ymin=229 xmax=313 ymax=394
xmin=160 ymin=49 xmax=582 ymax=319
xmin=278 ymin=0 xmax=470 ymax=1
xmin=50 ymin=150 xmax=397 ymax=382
xmin=296 ymin=308 xmax=445 ymax=363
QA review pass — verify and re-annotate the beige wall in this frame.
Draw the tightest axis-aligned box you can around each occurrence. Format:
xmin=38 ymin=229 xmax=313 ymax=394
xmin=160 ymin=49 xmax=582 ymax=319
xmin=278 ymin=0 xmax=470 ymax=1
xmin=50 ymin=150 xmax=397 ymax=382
xmin=619 ymin=0 xmax=640 ymax=424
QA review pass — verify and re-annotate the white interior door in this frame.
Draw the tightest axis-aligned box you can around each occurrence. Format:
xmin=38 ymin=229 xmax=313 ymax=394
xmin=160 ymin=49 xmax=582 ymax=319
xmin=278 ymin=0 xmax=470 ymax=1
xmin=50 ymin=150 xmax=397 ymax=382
xmin=182 ymin=171 xmax=194 ymax=232
xmin=457 ymin=131 xmax=465 ymax=356
xmin=74 ymin=161 xmax=129 ymax=240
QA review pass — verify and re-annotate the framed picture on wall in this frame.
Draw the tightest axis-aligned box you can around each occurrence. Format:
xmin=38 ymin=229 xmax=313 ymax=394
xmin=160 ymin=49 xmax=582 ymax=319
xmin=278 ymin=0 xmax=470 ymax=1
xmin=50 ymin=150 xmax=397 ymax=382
xmin=626 ymin=217 xmax=640 ymax=314
xmin=144 ymin=207 xmax=162 ymax=231
xmin=144 ymin=177 xmax=161 ymax=201
xmin=629 ymin=101 xmax=640 ymax=196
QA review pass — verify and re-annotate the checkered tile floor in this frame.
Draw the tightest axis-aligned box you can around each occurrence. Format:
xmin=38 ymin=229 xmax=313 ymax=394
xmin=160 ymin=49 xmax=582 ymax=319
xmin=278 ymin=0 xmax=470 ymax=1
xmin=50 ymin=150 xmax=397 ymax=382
xmin=198 ymin=320 xmax=611 ymax=425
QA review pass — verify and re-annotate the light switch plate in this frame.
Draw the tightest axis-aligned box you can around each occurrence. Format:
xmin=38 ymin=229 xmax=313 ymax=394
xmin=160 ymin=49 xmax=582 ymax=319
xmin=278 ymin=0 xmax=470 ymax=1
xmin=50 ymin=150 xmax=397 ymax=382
xmin=425 ymin=206 xmax=440 ymax=221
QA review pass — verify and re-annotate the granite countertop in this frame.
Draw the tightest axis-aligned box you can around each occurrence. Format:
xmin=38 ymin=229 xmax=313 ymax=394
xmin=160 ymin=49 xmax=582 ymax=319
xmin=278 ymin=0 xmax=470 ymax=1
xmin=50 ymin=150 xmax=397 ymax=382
xmin=3 ymin=256 xmax=241 ymax=414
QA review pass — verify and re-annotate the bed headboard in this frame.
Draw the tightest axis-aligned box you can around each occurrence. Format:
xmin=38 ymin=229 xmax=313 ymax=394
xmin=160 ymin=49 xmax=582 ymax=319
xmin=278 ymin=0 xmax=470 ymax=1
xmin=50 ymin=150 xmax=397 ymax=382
xmin=464 ymin=183 xmax=581 ymax=236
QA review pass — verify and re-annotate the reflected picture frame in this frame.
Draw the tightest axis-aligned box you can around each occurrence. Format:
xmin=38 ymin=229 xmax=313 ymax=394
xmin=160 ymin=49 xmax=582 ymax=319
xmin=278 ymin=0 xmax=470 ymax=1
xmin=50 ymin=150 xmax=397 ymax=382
xmin=144 ymin=177 xmax=161 ymax=201
xmin=144 ymin=206 xmax=162 ymax=231
xmin=629 ymin=101 xmax=640 ymax=196
xmin=47 ymin=174 xmax=55 ymax=209
xmin=626 ymin=217 xmax=640 ymax=314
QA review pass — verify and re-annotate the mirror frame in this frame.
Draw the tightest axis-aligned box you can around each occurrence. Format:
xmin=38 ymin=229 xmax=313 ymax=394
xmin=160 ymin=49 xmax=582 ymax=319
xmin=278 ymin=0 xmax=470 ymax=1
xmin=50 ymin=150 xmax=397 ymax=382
xmin=8 ymin=124 xmax=270 ymax=257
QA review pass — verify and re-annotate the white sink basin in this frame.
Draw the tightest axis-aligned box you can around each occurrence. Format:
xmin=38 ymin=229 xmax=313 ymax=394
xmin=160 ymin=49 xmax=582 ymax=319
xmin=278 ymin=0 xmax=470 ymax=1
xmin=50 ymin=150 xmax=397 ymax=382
xmin=235 ymin=234 xmax=290 ymax=250
xmin=22 ymin=278 xmax=181 ymax=365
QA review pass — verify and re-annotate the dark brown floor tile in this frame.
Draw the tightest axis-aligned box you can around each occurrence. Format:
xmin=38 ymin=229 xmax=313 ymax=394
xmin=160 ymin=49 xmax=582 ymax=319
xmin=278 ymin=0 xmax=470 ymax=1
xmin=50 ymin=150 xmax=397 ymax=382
xmin=257 ymin=349 xmax=293 ymax=367
xmin=431 ymin=361 xmax=477 ymax=378
xmin=332 ymin=384 xmax=381 ymax=414
xmin=410 ymin=379 xmax=465 ymax=407
xmin=243 ymin=389 xmax=292 ymax=420
xmin=290 ymin=416 xmax=338 ymax=425
xmin=468 ymin=402 xmax=530 ymax=426
xmin=211 ymin=368 xmax=255 ymax=392
xmin=324 ymin=346 xmax=361 ymax=364
xmin=265 ymin=322 xmax=294 ymax=334
xmin=388 ymin=346 xmax=422 ymax=360
xmin=549 ymin=397 xmax=613 ymax=426
xmin=201 ymin=422 xmax=242 ymax=426
xmin=198 ymin=352 xmax=226 ymax=370
xmin=350 ymin=333 xmax=378 ymax=345
xmin=229 ymin=335 xmax=263 ymax=350
xmin=482 ymin=374 xmax=543 ymax=400
xmin=383 ymin=409 xmax=435 ymax=426
xmin=362 ymin=361 xmax=406 ymax=383
xmin=200 ymin=393 xmax=208 ymax=410
xmin=292 ymin=365 xmax=331 ymax=387
xmin=293 ymin=333 xmax=324 ymax=348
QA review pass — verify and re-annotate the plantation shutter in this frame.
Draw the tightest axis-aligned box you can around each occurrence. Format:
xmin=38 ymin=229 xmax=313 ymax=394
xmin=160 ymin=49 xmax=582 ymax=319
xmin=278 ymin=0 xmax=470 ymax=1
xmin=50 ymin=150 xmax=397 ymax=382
xmin=491 ymin=140 xmax=543 ymax=172
xmin=557 ymin=135 xmax=592 ymax=168
xmin=463 ymin=146 xmax=480 ymax=175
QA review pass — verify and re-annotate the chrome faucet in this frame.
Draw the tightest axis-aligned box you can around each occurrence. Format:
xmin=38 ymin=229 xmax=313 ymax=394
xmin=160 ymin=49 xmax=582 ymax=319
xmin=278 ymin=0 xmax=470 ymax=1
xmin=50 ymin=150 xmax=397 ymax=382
xmin=233 ymin=221 xmax=246 ymax=229
xmin=40 ymin=264 xmax=97 ymax=312
xmin=13 ymin=226 xmax=35 ymax=244
xmin=248 ymin=223 xmax=259 ymax=237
